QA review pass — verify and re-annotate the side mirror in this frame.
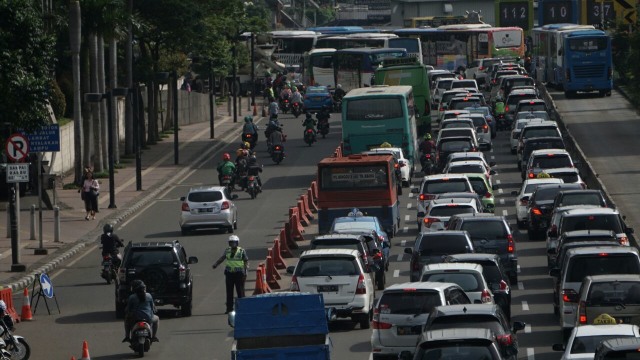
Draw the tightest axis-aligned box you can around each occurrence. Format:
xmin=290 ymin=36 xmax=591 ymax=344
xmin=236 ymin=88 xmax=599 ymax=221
xmin=512 ymin=321 xmax=526 ymax=332
xmin=286 ymin=266 xmax=296 ymax=274
xmin=188 ymin=256 xmax=199 ymax=264
xmin=552 ymin=344 xmax=565 ymax=351
xmin=404 ymin=247 xmax=413 ymax=255
xmin=549 ymin=268 xmax=560 ymax=277
xmin=511 ymin=190 xmax=519 ymax=196
xmin=411 ymin=188 xmax=419 ymax=194
xmin=489 ymin=161 xmax=496 ymax=167
xmin=180 ymin=196 xmax=186 ymax=201
xmin=489 ymin=170 xmax=496 ymax=175
xmin=492 ymin=184 xmax=499 ymax=191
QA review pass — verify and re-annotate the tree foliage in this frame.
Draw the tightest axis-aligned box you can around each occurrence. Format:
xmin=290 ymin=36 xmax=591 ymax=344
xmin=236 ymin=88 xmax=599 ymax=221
xmin=0 ymin=0 xmax=56 ymax=132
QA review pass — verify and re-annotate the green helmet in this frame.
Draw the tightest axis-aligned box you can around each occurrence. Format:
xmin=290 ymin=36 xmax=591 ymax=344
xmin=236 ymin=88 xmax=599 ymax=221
xmin=425 ymin=133 xmax=432 ymax=140
xmin=244 ymin=116 xmax=253 ymax=123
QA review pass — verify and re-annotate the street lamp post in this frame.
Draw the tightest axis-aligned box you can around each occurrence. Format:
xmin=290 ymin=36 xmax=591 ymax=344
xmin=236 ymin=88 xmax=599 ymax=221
xmin=172 ymin=70 xmax=179 ymax=164
xmin=209 ymin=59 xmax=215 ymax=139
xmin=251 ymin=33 xmax=256 ymax=111
xmin=84 ymin=88 xmax=128 ymax=209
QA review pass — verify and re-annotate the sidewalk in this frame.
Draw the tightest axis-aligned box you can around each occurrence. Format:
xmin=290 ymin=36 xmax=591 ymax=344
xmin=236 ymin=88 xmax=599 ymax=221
xmin=0 ymin=100 xmax=263 ymax=291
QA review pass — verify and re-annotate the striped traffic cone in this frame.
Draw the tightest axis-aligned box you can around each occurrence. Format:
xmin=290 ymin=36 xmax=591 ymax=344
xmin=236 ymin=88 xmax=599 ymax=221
xmin=20 ymin=288 xmax=32 ymax=321
xmin=80 ymin=340 xmax=91 ymax=360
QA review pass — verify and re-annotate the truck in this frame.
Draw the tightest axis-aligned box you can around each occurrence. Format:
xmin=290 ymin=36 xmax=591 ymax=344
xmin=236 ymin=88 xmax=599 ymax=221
xmin=228 ymin=292 xmax=332 ymax=359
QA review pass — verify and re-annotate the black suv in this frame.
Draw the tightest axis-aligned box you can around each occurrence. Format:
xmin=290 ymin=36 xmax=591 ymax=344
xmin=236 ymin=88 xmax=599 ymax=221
xmin=400 ymin=328 xmax=505 ymax=360
xmin=527 ymin=183 xmax=583 ymax=239
xmin=404 ymin=231 xmax=474 ymax=281
xmin=116 ymin=240 xmax=198 ymax=318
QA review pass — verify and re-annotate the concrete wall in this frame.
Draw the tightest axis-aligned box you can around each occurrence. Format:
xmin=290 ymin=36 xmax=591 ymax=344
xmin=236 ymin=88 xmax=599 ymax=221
xmin=390 ymin=0 xmax=495 ymax=27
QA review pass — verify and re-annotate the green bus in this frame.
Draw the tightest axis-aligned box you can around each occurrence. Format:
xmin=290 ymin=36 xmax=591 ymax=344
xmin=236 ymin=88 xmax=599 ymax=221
xmin=341 ymin=85 xmax=419 ymax=175
xmin=373 ymin=57 xmax=432 ymax=136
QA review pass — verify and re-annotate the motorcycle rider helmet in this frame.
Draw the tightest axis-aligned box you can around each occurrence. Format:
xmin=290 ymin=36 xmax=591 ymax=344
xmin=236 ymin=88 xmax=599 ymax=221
xmin=248 ymin=155 xmax=257 ymax=165
xmin=222 ymin=153 xmax=231 ymax=161
xmin=228 ymin=235 xmax=240 ymax=245
xmin=0 ymin=300 xmax=6 ymax=312
xmin=244 ymin=116 xmax=253 ymax=123
xmin=103 ymin=223 xmax=114 ymax=235
xmin=425 ymin=133 xmax=432 ymax=140
xmin=243 ymin=141 xmax=251 ymax=150
xmin=132 ymin=279 xmax=146 ymax=293
xmin=336 ymin=84 xmax=342 ymax=89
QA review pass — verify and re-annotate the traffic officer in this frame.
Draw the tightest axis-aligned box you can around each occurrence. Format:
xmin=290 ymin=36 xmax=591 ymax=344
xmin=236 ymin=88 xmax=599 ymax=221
xmin=212 ymin=235 xmax=249 ymax=314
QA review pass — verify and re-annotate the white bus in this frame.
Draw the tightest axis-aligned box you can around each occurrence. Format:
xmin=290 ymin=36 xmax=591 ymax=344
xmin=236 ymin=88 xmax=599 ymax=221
xmin=269 ymin=30 xmax=319 ymax=66
xmin=302 ymin=48 xmax=336 ymax=87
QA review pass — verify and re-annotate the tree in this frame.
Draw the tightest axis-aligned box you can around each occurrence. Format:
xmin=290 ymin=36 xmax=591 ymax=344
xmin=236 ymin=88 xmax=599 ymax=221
xmin=0 ymin=0 xmax=56 ymax=133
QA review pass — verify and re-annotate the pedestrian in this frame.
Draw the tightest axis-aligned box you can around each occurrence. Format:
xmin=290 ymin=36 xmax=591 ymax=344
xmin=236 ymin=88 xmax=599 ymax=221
xmin=212 ymin=235 xmax=248 ymax=314
xmin=81 ymin=170 xmax=100 ymax=220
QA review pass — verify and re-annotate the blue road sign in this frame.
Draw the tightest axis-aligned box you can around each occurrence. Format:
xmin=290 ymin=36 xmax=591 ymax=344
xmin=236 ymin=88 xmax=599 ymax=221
xmin=21 ymin=124 xmax=60 ymax=152
xmin=39 ymin=273 xmax=54 ymax=298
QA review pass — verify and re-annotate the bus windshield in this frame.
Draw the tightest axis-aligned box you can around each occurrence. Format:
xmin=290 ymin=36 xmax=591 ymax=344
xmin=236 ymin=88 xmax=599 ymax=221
xmin=345 ymin=98 xmax=404 ymax=120
xmin=319 ymin=165 xmax=389 ymax=189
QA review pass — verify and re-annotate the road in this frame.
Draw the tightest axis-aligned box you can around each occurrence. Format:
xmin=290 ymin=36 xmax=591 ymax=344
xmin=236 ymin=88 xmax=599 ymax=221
xmin=14 ymin=87 xmax=639 ymax=359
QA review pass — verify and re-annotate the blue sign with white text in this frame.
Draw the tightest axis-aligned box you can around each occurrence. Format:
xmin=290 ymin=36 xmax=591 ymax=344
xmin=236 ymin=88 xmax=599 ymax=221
xmin=22 ymin=124 xmax=60 ymax=152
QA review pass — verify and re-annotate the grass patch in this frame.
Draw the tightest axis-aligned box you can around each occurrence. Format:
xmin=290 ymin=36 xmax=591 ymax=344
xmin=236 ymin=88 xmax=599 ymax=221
xmin=93 ymin=171 xmax=109 ymax=178
xmin=118 ymin=158 xmax=132 ymax=164
xmin=114 ymin=163 xmax=126 ymax=169
xmin=63 ymin=183 xmax=79 ymax=190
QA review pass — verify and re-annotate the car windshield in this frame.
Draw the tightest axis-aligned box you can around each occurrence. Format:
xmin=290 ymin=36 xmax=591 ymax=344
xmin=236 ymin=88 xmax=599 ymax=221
xmin=462 ymin=222 xmax=507 ymax=240
xmin=128 ymin=249 xmax=176 ymax=267
xmin=562 ymin=214 xmax=624 ymax=233
xmin=571 ymin=335 xmax=634 ymax=354
xmin=419 ymin=236 xmax=470 ymax=255
xmin=559 ymin=193 xmax=604 ymax=207
xmin=468 ymin=178 xmax=488 ymax=195
xmin=422 ymin=272 xmax=482 ymax=292
xmin=188 ymin=191 xmax=222 ymax=202
xmin=423 ymin=180 xmax=470 ymax=194
xmin=296 ymin=257 xmax=359 ymax=276
xmin=429 ymin=315 xmax=504 ymax=334
xmin=448 ymin=165 xmax=484 ymax=174
xmin=567 ymin=255 xmax=640 ymax=282
xmin=531 ymin=155 xmax=572 ymax=169
xmin=378 ymin=291 xmax=443 ymax=315
xmin=588 ymin=281 xmax=640 ymax=306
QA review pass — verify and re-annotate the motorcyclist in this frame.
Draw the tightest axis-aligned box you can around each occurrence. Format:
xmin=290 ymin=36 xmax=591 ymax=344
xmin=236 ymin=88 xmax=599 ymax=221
xmin=123 ymin=280 xmax=159 ymax=343
xmin=303 ymin=112 xmax=317 ymax=142
xmin=419 ymin=133 xmax=435 ymax=155
xmin=216 ymin=153 xmax=236 ymax=185
xmin=494 ymin=99 xmax=506 ymax=129
xmin=291 ymin=88 xmax=303 ymax=106
xmin=246 ymin=155 xmax=263 ymax=191
xmin=0 ymin=300 xmax=14 ymax=331
xmin=334 ymin=84 xmax=346 ymax=100
xmin=317 ymin=105 xmax=331 ymax=123
xmin=265 ymin=115 xmax=280 ymax=143
xmin=242 ymin=116 xmax=258 ymax=144
xmin=269 ymin=125 xmax=286 ymax=156
xmin=268 ymin=97 xmax=279 ymax=118
xmin=101 ymin=223 xmax=124 ymax=267
xmin=280 ymin=84 xmax=292 ymax=102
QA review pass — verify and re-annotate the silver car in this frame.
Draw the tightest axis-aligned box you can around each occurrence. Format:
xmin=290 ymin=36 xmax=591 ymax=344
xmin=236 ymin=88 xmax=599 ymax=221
xmin=179 ymin=186 xmax=238 ymax=235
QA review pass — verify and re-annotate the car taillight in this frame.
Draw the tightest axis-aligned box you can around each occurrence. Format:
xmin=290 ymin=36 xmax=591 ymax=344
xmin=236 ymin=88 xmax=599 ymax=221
xmin=481 ymin=289 xmax=492 ymax=303
xmin=620 ymin=236 xmax=630 ymax=246
xmin=419 ymin=194 xmax=435 ymax=201
xmin=499 ymin=280 xmax=508 ymax=291
xmin=423 ymin=217 xmax=441 ymax=228
xmin=181 ymin=202 xmax=190 ymax=211
xmin=425 ymin=154 xmax=431 ymax=159
xmin=221 ymin=201 xmax=230 ymax=210
xmin=356 ymin=274 xmax=367 ymax=294
xmin=484 ymin=192 xmax=492 ymax=199
xmin=496 ymin=334 xmax=513 ymax=346
xmin=505 ymin=106 xmax=509 ymax=112
xmin=479 ymin=66 xmax=484 ymax=70
xmin=290 ymin=275 xmax=300 ymax=291
xmin=482 ymin=125 xmax=488 ymax=133
xmin=439 ymin=106 xmax=444 ymax=112
xmin=179 ymin=265 xmax=186 ymax=281
xmin=578 ymin=300 xmax=587 ymax=324
xmin=372 ymin=308 xmax=392 ymax=329
xmin=528 ymin=172 xmax=535 ymax=179
xmin=306 ymin=129 xmax=313 ymax=133
xmin=394 ymin=163 xmax=399 ymax=169
xmin=531 ymin=207 xmax=542 ymax=216
xmin=562 ymin=289 xmax=578 ymax=303
xmin=507 ymin=234 xmax=514 ymax=253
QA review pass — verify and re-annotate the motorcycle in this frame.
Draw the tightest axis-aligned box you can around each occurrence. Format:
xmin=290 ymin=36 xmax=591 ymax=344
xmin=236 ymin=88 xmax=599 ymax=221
xmin=280 ymin=98 xmax=290 ymax=114
xmin=303 ymin=128 xmax=316 ymax=146
xmin=220 ymin=174 xmax=234 ymax=193
xmin=246 ymin=175 xmax=260 ymax=199
xmin=291 ymin=102 xmax=302 ymax=118
xmin=317 ymin=118 xmax=329 ymax=138
xmin=271 ymin=144 xmax=285 ymax=165
xmin=420 ymin=152 xmax=435 ymax=175
xmin=241 ymin=132 xmax=257 ymax=150
xmin=100 ymin=250 xmax=121 ymax=285
xmin=0 ymin=316 xmax=30 ymax=360
xmin=128 ymin=319 xmax=154 ymax=357
xmin=332 ymin=97 xmax=342 ymax=113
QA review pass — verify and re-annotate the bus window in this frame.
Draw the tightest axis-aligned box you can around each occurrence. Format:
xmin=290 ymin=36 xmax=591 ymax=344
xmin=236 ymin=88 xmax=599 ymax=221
xmin=320 ymin=165 xmax=389 ymax=189
xmin=346 ymin=98 xmax=404 ymax=120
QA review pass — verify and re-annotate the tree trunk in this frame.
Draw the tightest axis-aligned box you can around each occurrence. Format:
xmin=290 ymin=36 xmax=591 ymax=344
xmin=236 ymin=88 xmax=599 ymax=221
xmin=147 ymin=80 xmax=157 ymax=144
xmin=109 ymin=37 xmax=119 ymax=163
xmin=96 ymin=34 xmax=106 ymax=172
xmin=69 ymin=0 xmax=84 ymax=184
xmin=124 ymin=0 xmax=134 ymax=155
xmin=88 ymin=32 xmax=99 ymax=170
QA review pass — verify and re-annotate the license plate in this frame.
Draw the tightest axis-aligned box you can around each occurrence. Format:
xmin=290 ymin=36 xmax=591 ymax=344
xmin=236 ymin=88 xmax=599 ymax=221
xmin=198 ymin=208 xmax=214 ymax=213
xmin=313 ymin=97 xmax=322 ymax=101
xmin=135 ymin=330 xmax=149 ymax=336
xmin=317 ymin=285 xmax=338 ymax=292
xmin=397 ymin=325 xmax=421 ymax=335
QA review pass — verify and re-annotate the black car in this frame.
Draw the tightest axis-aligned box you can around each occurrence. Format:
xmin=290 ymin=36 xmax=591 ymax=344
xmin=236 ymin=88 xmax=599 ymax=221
xmin=445 ymin=253 xmax=513 ymax=319
xmin=404 ymin=231 xmax=474 ymax=281
xmin=400 ymin=328 xmax=505 ymax=360
xmin=527 ymin=183 xmax=583 ymax=239
xmin=435 ymin=137 xmax=478 ymax=171
xmin=116 ymin=240 xmax=198 ymax=318
xmin=446 ymin=213 xmax=518 ymax=285
xmin=519 ymin=136 xmax=565 ymax=172
xmin=548 ymin=234 xmax=620 ymax=271
xmin=424 ymin=304 xmax=525 ymax=360
xmin=552 ymin=189 xmax=608 ymax=212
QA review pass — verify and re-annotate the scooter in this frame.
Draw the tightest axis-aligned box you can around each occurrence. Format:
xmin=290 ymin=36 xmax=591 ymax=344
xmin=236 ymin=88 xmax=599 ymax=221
xmin=271 ymin=144 xmax=285 ymax=165
xmin=246 ymin=175 xmax=260 ymax=199
xmin=220 ymin=174 xmax=234 ymax=193
xmin=303 ymin=128 xmax=316 ymax=146
xmin=100 ymin=251 xmax=121 ymax=285
xmin=241 ymin=132 xmax=257 ymax=150
xmin=280 ymin=98 xmax=290 ymax=114
xmin=420 ymin=152 xmax=435 ymax=175
xmin=317 ymin=118 xmax=329 ymax=138
xmin=291 ymin=102 xmax=302 ymax=118
xmin=128 ymin=320 xmax=153 ymax=357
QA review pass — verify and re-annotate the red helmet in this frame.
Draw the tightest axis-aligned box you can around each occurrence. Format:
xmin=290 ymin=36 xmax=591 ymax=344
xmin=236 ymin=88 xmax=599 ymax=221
xmin=222 ymin=153 xmax=231 ymax=161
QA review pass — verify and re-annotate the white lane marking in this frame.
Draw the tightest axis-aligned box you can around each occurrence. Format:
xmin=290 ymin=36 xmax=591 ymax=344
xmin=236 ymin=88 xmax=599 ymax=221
xmin=496 ymin=179 xmax=501 ymax=184
xmin=407 ymin=203 xmax=412 ymax=209
xmin=397 ymin=253 xmax=404 ymax=262
xmin=491 ymin=155 xmax=495 ymax=160
xmin=498 ymin=188 xmax=503 ymax=194
xmin=517 ymin=265 xmax=521 ymax=273
xmin=408 ymin=193 xmax=414 ymax=198
xmin=499 ymin=198 xmax=505 ymax=205
xmin=522 ymin=301 xmax=529 ymax=311
xmin=518 ymin=282 xmax=524 ymax=290
xmin=393 ymin=270 xmax=400 ymax=278
xmin=502 ymin=210 xmax=508 ymax=217
xmin=527 ymin=348 xmax=535 ymax=360
xmin=405 ymin=215 xmax=411 ymax=222
xmin=402 ymin=227 xmax=408 ymax=233
xmin=401 ymin=240 xmax=407 ymax=247
xmin=525 ymin=324 xmax=532 ymax=333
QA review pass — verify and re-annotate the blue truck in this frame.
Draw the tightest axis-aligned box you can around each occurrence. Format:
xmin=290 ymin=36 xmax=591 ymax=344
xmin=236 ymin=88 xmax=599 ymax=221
xmin=229 ymin=292 xmax=332 ymax=359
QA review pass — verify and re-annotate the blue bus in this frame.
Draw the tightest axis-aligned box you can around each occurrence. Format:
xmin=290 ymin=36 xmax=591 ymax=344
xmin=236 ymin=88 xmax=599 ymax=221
xmin=537 ymin=0 xmax=581 ymax=26
xmin=531 ymin=24 xmax=593 ymax=84
xmin=559 ymin=29 xmax=612 ymax=97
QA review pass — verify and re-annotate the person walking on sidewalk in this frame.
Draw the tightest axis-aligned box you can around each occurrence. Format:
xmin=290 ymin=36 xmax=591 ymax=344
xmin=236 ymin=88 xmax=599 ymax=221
xmin=212 ymin=235 xmax=248 ymax=314
xmin=81 ymin=170 xmax=100 ymax=220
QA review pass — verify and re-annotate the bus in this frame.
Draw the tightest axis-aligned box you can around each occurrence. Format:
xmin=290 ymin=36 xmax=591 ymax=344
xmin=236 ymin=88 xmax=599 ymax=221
xmin=533 ymin=25 xmax=611 ymax=96
xmin=302 ymin=48 xmax=336 ymax=87
xmin=316 ymin=33 xmax=422 ymax=60
xmin=341 ymin=85 xmax=419 ymax=183
xmin=537 ymin=0 xmax=580 ymax=26
xmin=333 ymin=48 xmax=407 ymax=92
xmin=495 ymin=0 xmax=534 ymax=33
xmin=306 ymin=26 xmax=380 ymax=34
xmin=270 ymin=30 xmax=319 ymax=66
xmin=393 ymin=25 xmax=525 ymax=71
xmin=373 ymin=57 xmax=432 ymax=135
xmin=316 ymin=154 xmax=400 ymax=237
xmin=403 ymin=15 xmax=468 ymax=28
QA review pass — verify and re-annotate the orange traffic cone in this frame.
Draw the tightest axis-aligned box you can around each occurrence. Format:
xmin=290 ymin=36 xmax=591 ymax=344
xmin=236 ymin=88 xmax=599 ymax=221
xmin=80 ymin=340 xmax=91 ymax=360
xmin=71 ymin=357 xmax=76 ymax=360
xmin=20 ymin=288 xmax=32 ymax=321
xmin=253 ymin=103 xmax=257 ymax=116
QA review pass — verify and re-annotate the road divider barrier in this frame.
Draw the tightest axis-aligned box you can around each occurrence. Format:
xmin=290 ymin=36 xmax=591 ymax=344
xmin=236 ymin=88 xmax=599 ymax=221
xmin=297 ymin=200 xmax=311 ymax=226
xmin=80 ymin=340 xmax=91 ymax=360
xmin=281 ymin=224 xmax=299 ymax=252
xmin=289 ymin=212 xmax=305 ymax=241
xmin=310 ymin=181 xmax=318 ymax=201
xmin=0 ymin=288 xmax=20 ymax=324
xmin=299 ymin=194 xmax=315 ymax=220
xmin=272 ymin=239 xmax=287 ymax=269
xmin=306 ymin=188 xmax=318 ymax=213
xmin=265 ymin=251 xmax=281 ymax=290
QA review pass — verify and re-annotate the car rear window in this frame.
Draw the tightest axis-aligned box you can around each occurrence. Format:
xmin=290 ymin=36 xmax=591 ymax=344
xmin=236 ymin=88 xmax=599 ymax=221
xmin=533 ymin=187 xmax=567 ymax=202
xmin=524 ymin=139 xmax=565 ymax=153
xmin=476 ymin=262 xmax=503 ymax=284
xmin=449 ymin=165 xmax=485 ymax=174
xmin=469 ymin=117 xmax=487 ymax=127
xmin=429 ymin=205 xmax=476 ymax=217
xmin=378 ymin=291 xmax=443 ymax=314
xmin=451 ymin=80 xmax=477 ymax=89
xmin=550 ymin=172 xmax=579 ymax=183
xmin=517 ymin=111 xmax=550 ymax=121
xmin=421 ymin=272 xmax=482 ymax=292
xmin=461 ymin=222 xmax=508 ymax=239
xmin=451 ymin=100 xmax=482 ymax=110
xmin=442 ymin=121 xmax=473 ymax=129
xmin=127 ymin=249 xmax=176 ymax=267
xmin=419 ymin=235 xmax=470 ymax=255
xmin=507 ymin=94 xmax=536 ymax=106
xmin=518 ymin=104 xmax=546 ymax=113
xmin=423 ymin=179 xmax=470 ymax=194
xmin=438 ymin=79 xmax=454 ymax=89
xmin=311 ymin=239 xmax=362 ymax=253
xmin=561 ymin=214 xmax=624 ymax=234
xmin=567 ymin=255 xmax=640 ymax=282
xmin=571 ymin=335 xmax=634 ymax=354
xmin=522 ymin=128 xmax=560 ymax=139
xmin=559 ymin=193 xmax=604 ymax=207
xmin=429 ymin=315 xmax=503 ymax=334
xmin=296 ymin=257 xmax=359 ymax=277
xmin=440 ymin=140 xmax=474 ymax=152
xmin=588 ymin=281 xmax=640 ymax=306
xmin=188 ymin=191 xmax=222 ymax=202
xmin=530 ymin=154 xmax=572 ymax=169
xmin=468 ymin=178 xmax=488 ymax=195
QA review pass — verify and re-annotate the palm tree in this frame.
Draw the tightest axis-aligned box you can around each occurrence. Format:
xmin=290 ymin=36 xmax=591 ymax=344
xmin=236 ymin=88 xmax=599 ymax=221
xmin=69 ymin=0 xmax=84 ymax=184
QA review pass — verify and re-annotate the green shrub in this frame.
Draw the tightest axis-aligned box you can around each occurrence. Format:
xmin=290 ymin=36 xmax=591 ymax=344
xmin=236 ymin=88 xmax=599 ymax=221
xmin=49 ymin=79 xmax=66 ymax=120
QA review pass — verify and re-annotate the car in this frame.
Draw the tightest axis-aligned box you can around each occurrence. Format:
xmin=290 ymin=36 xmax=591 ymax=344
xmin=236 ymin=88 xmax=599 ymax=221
xmin=440 ymin=117 xmax=475 ymax=131
xmin=445 ymin=253 xmax=513 ymax=319
xmin=438 ymin=109 xmax=471 ymax=124
xmin=404 ymin=230 xmax=474 ymax=281
xmin=445 ymin=151 xmax=495 ymax=170
xmin=526 ymin=183 xmax=584 ymax=239
xmin=371 ymin=281 xmax=472 ymax=358
xmin=116 ymin=240 xmax=199 ymax=318
xmin=545 ymin=168 xmax=586 ymax=189
xmin=413 ymin=174 xmax=473 ymax=225
xmin=302 ymin=85 xmax=333 ymax=110
xmin=500 ymin=75 xmax=537 ymax=101
xmin=505 ymin=88 xmax=539 ymax=124
xmin=434 ymin=192 xmax=485 ymax=214
xmin=523 ymin=148 xmax=575 ymax=181
xmin=287 ymin=249 xmax=375 ymax=329
xmin=519 ymin=136 xmax=566 ymax=171
xmin=510 ymin=119 xmax=549 ymax=154
xmin=464 ymin=105 xmax=496 ymax=138
xmin=448 ymin=96 xmax=485 ymax=111
xmin=310 ymin=233 xmax=387 ymax=290
xmin=437 ymin=89 xmax=470 ymax=115
xmin=515 ymin=110 xmax=551 ymax=122
xmin=179 ymin=185 xmax=238 ymax=235
xmin=546 ymin=208 xmax=611 ymax=263
xmin=465 ymin=57 xmax=503 ymax=85
xmin=432 ymin=78 xmax=457 ymax=108
xmin=550 ymin=246 xmax=640 ymax=339
xmin=363 ymin=146 xmax=413 ymax=187
xmin=443 ymin=160 xmax=495 ymax=183
xmin=450 ymin=79 xmax=478 ymax=91
xmin=489 ymin=70 xmax=519 ymax=96
xmin=575 ymin=274 xmax=640 ymax=327
xmin=514 ymin=99 xmax=548 ymax=115
xmin=550 ymin=239 xmax=622 ymax=274
xmin=461 ymin=173 xmax=497 ymax=213
xmin=424 ymin=304 xmax=525 ymax=360
xmin=447 ymin=213 xmax=518 ymax=284
xmin=436 ymin=128 xmax=479 ymax=150
xmin=549 ymin=207 xmax=634 ymax=247
xmin=429 ymin=70 xmax=456 ymax=90
xmin=420 ymin=263 xmax=495 ymax=305
xmin=402 ymin=328 xmax=506 ymax=360
xmin=516 ymin=121 xmax=561 ymax=160
xmin=421 ymin=198 xmax=480 ymax=233
xmin=459 ymin=114 xmax=492 ymax=150
xmin=553 ymin=324 xmax=640 ymax=360
xmin=330 ymin=208 xmax=391 ymax=242
xmin=594 ymin=336 xmax=640 ymax=360
xmin=512 ymin=178 xmax=564 ymax=228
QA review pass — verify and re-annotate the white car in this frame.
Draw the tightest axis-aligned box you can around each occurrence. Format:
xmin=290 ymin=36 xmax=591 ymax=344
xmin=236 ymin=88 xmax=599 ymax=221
xmin=458 ymin=114 xmax=492 ymax=150
xmin=432 ymin=78 xmax=456 ymax=108
xmin=444 ymin=152 xmax=495 ymax=171
xmin=553 ymin=324 xmax=640 ymax=360
xmin=413 ymin=174 xmax=474 ymax=228
xmin=438 ymin=109 xmax=470 ymax=125
xmin=511 ymin=178 xmax=563 ymax=228
xmin=544 ymin=167 xmax=587 ymax=189
xmin=443 ymin=160 xmax=495 ymax=185
xmin=510 ymin=118 xmax=547 ymax=154
xmin=419 ymin=263 xmax=495 ymax=304
xmin=421 ymin=198 xmax=480 ymax=233
xmin=371 ymin=281 xmax=472 ymax=357
xmin=179 ymin=186 xmax=239 ymax=235
xmin=363 ymin=147 xmax=413 ymax=187
xmin=288 ymin=249 xmax=375 ymax=329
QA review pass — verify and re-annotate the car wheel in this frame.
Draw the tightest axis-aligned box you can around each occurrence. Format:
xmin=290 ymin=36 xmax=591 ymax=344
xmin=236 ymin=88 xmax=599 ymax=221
xmin=359 ymin=313 xmax=371 ymax=329
xmin=181 ymin=299 xmax=193 ymax=317
xmin=181 ymin=227 xmax=189 ymax=236
xmin=376 ymin=271 xmax=385 ymax=290
xmin=228 ymin=226 xmax=234 ymax=233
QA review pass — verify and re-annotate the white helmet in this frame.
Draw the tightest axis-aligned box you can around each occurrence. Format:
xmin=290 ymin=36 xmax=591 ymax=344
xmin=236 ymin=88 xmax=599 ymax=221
xmin=336 ymin=84 xmax=342 ymax=89
xmin=228 ymin=235 xmax=240 ymax=244
xmin=0 ymin=300 xmax=6 ymax=312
